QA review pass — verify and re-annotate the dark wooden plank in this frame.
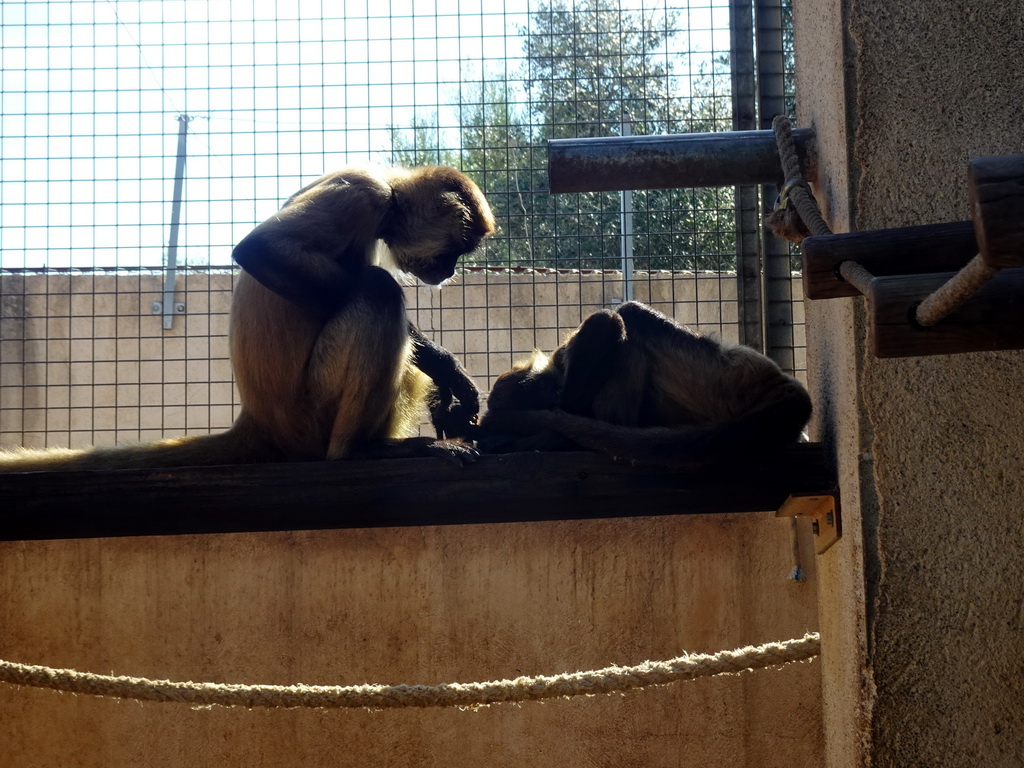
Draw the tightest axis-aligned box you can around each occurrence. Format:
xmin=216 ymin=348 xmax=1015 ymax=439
xmin=969 ymin=154 xmax=1024 ymax=269
xmin=547 ymin=129 xmax=815 ymax=193
xmin=802 ymin=221 xmax=979 ymax=299
xmin=0 ymin=445 xmax=833 ymax=541
xmin=869 ymin=268 xmax=1024 ymax=357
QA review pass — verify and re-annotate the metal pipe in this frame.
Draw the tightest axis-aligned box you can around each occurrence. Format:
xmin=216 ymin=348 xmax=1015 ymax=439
xmin=161 ymin=114 xmax=190 ymax=330
xmin=730 ymin=0 xmax=763 ymax=351
xmin=756 ymin=0 xmax=795 ymax=373
xmin=619 ymin=117 xmax=634 ymax=304
xmin=547 ymin=128 xmax=814 ymax=193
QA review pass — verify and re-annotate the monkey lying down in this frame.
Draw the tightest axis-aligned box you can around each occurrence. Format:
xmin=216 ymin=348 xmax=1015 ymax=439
xmin=478 ymin=301 xmax=812 ymax=468
xmin=0 ymin=165 xmax=495 ymax=472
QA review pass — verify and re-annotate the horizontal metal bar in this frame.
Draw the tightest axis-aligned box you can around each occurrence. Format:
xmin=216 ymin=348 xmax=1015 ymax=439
xmin=548 ymin=128 xmax=815 ymax=193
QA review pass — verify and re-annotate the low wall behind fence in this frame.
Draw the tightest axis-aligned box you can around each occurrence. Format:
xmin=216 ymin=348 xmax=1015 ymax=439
xmin=0 ymin=269 xmax=805 ymax=449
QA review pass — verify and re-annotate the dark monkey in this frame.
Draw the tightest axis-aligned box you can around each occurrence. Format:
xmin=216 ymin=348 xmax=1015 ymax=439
xmin=1 ymin=165 xmax=495 ymax=472
xmin=479 ymin=301 xmax=811 ymax=466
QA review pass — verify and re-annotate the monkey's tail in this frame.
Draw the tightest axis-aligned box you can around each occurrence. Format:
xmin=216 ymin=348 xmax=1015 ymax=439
xmin=0 ymin=425 xmax=275 ymax=474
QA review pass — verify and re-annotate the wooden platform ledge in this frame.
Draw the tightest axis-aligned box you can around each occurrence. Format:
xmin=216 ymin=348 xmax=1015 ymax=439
xmin=0 ymin=444 xmax=833 ymax=541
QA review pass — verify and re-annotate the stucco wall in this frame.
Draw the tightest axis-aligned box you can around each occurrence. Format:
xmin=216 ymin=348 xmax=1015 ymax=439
xmin=796 ymin=1 xmax=1024 ymax=765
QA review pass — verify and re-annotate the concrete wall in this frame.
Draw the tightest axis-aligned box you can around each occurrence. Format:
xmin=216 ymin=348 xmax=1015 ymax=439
xmin=795 ymin=1 xmax=1024 ymax=765
xmin=1 ymin=520 xmax=822 ymax=768
xmin=0 ymin=269 xmax=820 ymax=767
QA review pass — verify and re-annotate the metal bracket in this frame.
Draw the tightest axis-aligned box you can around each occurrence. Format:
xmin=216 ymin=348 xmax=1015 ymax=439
xmin=151 ymin=301 xmax=186 ymax=316
xmin=159 ymin=114 xmax=192 ymax=331
xmin=776 ymin=492 xmax=841 ymax=554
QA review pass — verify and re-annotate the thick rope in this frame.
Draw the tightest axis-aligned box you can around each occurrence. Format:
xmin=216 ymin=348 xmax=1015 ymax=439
xmin=838 ymin=260 xmax=875 ymax=297
xmin=0 ymin=633 xmax=820 ymax=710
xmin=766 ymin=115 xmax=833 ymax=242
xmin=913 ymin=252 xmax=999 ymax=326
xmin=768 ymin=116 xmax=997 ymax=325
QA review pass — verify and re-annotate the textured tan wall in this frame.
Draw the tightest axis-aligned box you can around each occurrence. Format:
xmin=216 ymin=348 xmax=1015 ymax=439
xmin=796 ymin=1 xmax=1024 ymax=765
xmin=854 ymin=2 xmax=1024 ymax=764
xmin=792 ymin=2 xmax=873 ymax=767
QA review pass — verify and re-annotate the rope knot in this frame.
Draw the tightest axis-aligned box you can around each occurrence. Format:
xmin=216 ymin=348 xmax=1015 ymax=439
xmin=765 ymin=116 xmax=832 ymax=243
xmin=767 ymin=177 xmax=814 ymax=243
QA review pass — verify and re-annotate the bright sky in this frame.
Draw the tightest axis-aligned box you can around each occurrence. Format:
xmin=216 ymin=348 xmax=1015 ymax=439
xmin=0 ymin=0 xmax=730 ymax=269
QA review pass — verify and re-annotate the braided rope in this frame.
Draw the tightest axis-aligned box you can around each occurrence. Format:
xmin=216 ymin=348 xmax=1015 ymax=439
xmin=767 ymin=115 xmax=833 ymax=241
xmin=0 ymin=633 xmax=820 ymax=710
xmin=838 ymin=260 xmax=875 ymax=297
xmin=913 ymin=252 xmax=999 ymax=326
xmin=770 ymin=115 xmax=1000 ymax=324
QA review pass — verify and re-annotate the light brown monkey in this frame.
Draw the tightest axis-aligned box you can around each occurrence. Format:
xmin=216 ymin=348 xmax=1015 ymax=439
xmin=0 ymin=165 xmax=495 ymax=472
xmin=479 ymin=301 xmax=811 ymax=466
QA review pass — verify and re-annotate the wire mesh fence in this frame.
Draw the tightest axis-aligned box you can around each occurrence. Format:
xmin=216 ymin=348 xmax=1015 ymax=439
xmin=0 ymin=0 xmax=802 ymax=451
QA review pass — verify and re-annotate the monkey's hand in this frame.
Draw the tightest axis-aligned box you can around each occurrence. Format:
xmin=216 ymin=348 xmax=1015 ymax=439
xmin=348 ymin=437 xmax=479 ymax=467
xmin=426 ymin=384 xmax=481 ymax=442
xmin=423 ymin=438 xmax=480 ymax=467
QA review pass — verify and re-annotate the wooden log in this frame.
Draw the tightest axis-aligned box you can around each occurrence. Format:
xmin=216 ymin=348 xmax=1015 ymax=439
xmin=867 ymin=267 xmax=1024 ymax=357
xmin=969 ymin=154 xmax=1024 ymax=269
xmin=802 ymin=221 xmax=978 ymax=299
xmin=547 ymin=129 xmax=815 ymax=193
xmin=0 ymin=445 xmax=834 ymax=541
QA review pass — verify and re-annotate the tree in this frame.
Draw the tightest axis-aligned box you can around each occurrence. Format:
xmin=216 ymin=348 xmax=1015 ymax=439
xmin=388 ymin=115 xmax=459 ymax=167
xmin=392 ymin=0 xmax=738 ymax=270
xmin=522 ymin=0 xmax=680 ymax=139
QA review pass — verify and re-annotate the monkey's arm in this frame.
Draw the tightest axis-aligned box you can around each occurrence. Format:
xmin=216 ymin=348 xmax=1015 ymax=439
xmin=232 ymin=174 xmax=392 ymax=321
xmin=408 ymin=323 xmax=481 ymax=440
xmin=475 ymin=427 xmax=580 ymax=454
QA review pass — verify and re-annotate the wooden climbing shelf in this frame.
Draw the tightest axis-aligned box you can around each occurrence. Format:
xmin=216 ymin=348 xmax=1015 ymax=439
xmin=803 ymin=153 xmax=1024 ymax=357
xmin=865 ymin=268 xmax=1024 ymax=357
xmin=0 ymin=444 xmax=835 ymax=542
xmin=802 ymin=221 xmax=979 ymax=300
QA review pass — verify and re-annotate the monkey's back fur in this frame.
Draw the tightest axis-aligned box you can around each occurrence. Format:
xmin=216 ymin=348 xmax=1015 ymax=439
xmin=479 ymin=301 xmax=812 ymax=466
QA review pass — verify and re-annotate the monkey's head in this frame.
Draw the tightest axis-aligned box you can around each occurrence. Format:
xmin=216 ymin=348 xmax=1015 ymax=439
xmin=484 ymin=352 xmax=563 ymax=413
xmin=382 ymin=166 xmax=496 ymax=285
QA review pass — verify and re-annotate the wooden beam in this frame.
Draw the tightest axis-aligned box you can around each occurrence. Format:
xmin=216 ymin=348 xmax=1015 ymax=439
xmin=802 ymin=221 xmax=978 ymax=299
xmin=969 ymin=154 xmax=1024 ymax=269
xmin=0 ymin=445 xmax=834 ymax=541
xmin=547 ymin=129 xmax=815 ymax=193
xmin=868 ymin=268 xmax=1024 ymax=357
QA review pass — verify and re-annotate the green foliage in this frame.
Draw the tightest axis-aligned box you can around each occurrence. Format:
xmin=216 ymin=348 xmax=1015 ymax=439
xmin=391 ymin=0 xmax=740 ymax=271
xmin=782 ymin=0 xmax=797 ymax=119
xmin=388 ymin=115 xmax=460 ymax=167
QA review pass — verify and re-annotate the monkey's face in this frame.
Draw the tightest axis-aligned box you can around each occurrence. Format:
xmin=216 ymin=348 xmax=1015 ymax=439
xmin=407 ymin=242 xmax=473 ymax=285
xmin=388 ymin=210 xmax=489 ymax=285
